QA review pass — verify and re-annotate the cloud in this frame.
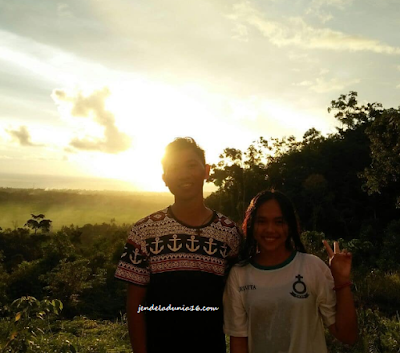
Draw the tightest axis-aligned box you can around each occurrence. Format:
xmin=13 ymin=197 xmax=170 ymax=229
xmin=229 ymin=2 xmax=400 ymax=55
xmin=57 ymin=3 xmax=73 ymax=18
xmin=293 ymin=81 xmax=313 ymax=87
xmin=309 ymin=0 xmax=354 ymax=11
xmin=310 ymin=77 xmax=360 ymax=93
xmin=305 ymin=0 xmax=354 ymax=23
xmin=6 ymin=125 xmax=43 ymax=147
xmin=293 ymin=76 xmax=359 ymax=92
xmin=52 ymin=87 xmax=132 ymax=154
xmin=63 ymin=146 xmax=77 ymax=154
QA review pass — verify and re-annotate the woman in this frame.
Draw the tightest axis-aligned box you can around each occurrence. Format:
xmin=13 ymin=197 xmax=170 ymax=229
xmin=223 ymin=190 xmax=357 ymax=353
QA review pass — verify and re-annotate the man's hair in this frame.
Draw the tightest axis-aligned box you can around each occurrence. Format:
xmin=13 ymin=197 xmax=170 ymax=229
xmin=161 ymin=137 xmax=206 ymax=170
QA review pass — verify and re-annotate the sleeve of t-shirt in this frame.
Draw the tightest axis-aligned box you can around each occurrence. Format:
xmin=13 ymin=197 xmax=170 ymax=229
xmin=114 ymin=224 xmax=150 ymax=286
xmin=225 ymin=226 xmax=243 ymax=276
xmin=314 ymin=256 xmax=336 ymax=327
xmin=229 ymin=225 xmax=242 ymax=259
xmin=223 ymin=266 xmax=248 ymax=337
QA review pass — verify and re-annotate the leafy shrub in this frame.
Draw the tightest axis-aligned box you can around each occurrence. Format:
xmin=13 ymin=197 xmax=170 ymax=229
xmin=342 ymin=238 xmax=375 ymax=269
xmin=53 ymin=316 xmax=131 ymax=353
xmin=378 ymin=220 xmax=400 ymax=271
xmin=300 ymin=231 xmax=326 ymax=258
xmin=7 ymin=261 xmax=45 ymax=300
xmin=39 ymin=259 xmax=94 ymax=317
xmin=357 ymin=308 xmax=400 ymax=353
xmin=325 ymin=308 xmax=400 ymax=353
xmin=0 ymin=296 xmax=64 ymax=352
xmin=354 ymin=270 xmax=400 ymax=316
xmin=0 ymin=253 xmax=9 ymax=310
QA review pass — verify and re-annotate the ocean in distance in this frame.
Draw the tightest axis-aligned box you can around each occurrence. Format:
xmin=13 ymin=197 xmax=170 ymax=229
xmin=0 ymin=173 xmax=140 ymax=192
xmin=0 ymin=173 xmax=216 ymax=194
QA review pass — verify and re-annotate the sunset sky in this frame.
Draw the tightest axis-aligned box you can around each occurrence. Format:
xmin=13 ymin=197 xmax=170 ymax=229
xmin=0 ymin=0 xmax=399 ymax=191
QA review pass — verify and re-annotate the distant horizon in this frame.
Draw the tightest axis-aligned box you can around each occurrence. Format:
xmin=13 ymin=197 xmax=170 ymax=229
xmin=0 ymin=172 xmax=216 ymax=194
xmin=0 ymin=172 xmax=140 ymax=192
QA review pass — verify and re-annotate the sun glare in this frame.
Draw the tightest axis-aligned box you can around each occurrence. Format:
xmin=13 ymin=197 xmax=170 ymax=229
xmin=63 ymin=79 xmax=329 ymax=192
xmin=71 ymin=146 xmax=167 ymax=192
xmin=79 ymin=80 xmax=225 ymax=191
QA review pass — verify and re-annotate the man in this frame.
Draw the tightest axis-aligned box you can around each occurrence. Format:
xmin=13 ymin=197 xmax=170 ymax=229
xmin=115 ymin=137 xmax=241 ymax=353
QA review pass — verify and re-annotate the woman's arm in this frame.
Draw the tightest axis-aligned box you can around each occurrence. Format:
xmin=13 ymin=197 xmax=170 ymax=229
xmin=223 ymin=267 xmax=249 ymax=352
xmin=323 ymin=240 xmax=358 ymax=345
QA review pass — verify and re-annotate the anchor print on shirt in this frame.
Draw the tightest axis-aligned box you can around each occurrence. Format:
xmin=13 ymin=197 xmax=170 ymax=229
xmin=203 ymin=238 xmax=218 ymax=255
xmin=150 ymin=237 xmax=164 ymax=254
xmin=167 ymin=234 xmax=182 ymax=252
xmin=121 ymin=245 xmax=128 ymax=258
xmin=129 ymin=248 xmax=142 ymax=264
xmin=219 ymin=243 xmax=228 ymax=258
xmin=186 ymin=235 xmax=200 ymax=252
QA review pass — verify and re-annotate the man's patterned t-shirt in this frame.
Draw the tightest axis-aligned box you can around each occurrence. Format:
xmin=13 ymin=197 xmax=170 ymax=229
xmin=115 ymin=207 xmax=241 ymax=353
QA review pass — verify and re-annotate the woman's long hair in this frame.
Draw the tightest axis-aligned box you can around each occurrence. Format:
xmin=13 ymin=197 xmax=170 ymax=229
xmin=240 ymin=190 xmax=306 ymax=265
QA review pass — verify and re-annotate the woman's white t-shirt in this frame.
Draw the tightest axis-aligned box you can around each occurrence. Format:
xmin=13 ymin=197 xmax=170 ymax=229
xmin=223 ymin=252 xmax=336 ymax=353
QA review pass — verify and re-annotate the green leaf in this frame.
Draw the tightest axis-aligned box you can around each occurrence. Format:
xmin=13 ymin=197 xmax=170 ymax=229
xmin=15 ymin=312 xmax=21 ymax=322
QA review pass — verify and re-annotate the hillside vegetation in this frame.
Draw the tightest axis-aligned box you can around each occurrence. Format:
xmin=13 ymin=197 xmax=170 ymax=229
xmin=0 ymin=189 xmax=174 ymax=230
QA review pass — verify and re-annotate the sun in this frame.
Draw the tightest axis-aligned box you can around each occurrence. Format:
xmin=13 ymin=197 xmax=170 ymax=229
xmin=67 ymin=79 xmax=251 ymax=192
xmin=73 ymin=144 xmax=168 ymax=192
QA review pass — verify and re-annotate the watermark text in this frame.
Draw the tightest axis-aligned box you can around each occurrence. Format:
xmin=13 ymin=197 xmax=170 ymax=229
xmin=137 ymin=304 xmax=219 ymax=313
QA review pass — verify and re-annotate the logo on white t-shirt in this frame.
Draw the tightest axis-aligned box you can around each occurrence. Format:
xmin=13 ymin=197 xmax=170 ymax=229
xmin=239 ymin=284 xmax=257 ymax=292
xmin=290 ymin=274 xmax=309 ymax=299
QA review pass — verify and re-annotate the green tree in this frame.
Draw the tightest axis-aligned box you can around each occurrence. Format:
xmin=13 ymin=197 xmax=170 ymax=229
xmin=7 ymin=260 xmax=46 ymax=301
xmin=207 ymin=92 xmax=396 ymax=243
xmin=327 ymin=91 xmax=381 ymax=131
xmin=377 ymin=220 xmax=400 ymax=271
xmin=361 ymin=108 xmax=400 ymax=206
xmin=40 ymin=259 xmax=92 ymax=311
xmin=24 ymin=214 xmax=52 ymax=234
xmin=302 ymin=174 xmax=329 ymax=231
xmin=41 ymin=231 xmax=77 ymax=269
xmin=207 ymin=139 xmax=270 ymax=221
xmin=0 ymin=251 xmax=9 ymax=310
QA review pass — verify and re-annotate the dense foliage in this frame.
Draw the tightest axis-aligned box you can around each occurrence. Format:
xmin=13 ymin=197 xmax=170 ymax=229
xmin=1 ymin=92 xmax=399 ymax=352
xmin=0 ymin=219 xmax=133 ymax=352
xmin=207 ymin=92 xmax=400 ymax=252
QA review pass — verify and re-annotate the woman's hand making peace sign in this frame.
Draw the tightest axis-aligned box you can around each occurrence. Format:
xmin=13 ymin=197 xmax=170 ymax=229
xmin=323 ymin=240 xmax=358 ymax=344
xmin=322 ymin=240 xmax=352 ymax=285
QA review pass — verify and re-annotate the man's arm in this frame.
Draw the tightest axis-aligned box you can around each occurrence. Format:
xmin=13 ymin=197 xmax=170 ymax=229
xmin=230 ymin=336 xmax=248 ymax=353
xmin=127 ymin=284 xmax=147 ymax=353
